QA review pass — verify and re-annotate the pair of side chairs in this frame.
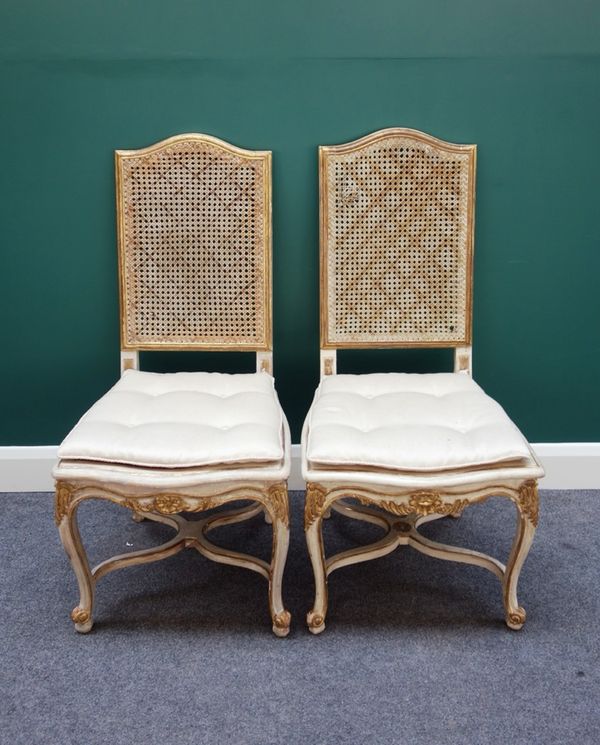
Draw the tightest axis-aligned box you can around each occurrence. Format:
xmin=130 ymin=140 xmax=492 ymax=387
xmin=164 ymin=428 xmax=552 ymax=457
xmin=53 ymin=129 xmax=544 ymax=637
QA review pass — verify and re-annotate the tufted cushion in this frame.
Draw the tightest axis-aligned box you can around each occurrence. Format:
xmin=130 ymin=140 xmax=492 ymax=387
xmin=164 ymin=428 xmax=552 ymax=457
xmin=305 ymin=373 xmax=534 ymax=473
xmin=58 ymin=370 xmax=285 ymax=469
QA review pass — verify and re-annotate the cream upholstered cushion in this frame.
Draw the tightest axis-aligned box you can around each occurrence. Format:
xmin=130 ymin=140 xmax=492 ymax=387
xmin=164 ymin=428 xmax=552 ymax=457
xmin=58 ymin=370 xmax=285 ymax=469
xmin=304 ymin=373 xmax=535 ymax=473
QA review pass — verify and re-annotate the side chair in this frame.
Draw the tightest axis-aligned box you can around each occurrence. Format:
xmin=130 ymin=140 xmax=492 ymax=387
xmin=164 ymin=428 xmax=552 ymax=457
xmin=54 ymin=134 xmax=291 ymax=636
xmin=302 ymin=128 xmax=544 ymax=633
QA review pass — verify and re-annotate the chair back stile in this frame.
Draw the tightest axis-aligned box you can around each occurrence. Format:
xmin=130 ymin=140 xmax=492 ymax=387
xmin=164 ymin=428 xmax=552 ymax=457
xmin=115 ymin=134 xmax=273 ymax=374
xmin=318 ymin=128 xmax=476 ymax=377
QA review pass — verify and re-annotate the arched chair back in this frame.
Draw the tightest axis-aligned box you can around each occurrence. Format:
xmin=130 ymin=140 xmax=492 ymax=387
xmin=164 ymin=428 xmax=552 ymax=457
xmin=319 ymin=128 xmax=476 ymax=375
xmin=116 ymin=133 xmax=272 ymax=372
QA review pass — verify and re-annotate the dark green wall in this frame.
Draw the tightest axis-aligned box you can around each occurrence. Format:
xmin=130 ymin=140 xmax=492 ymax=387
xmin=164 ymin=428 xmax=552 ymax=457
xmin=1 ymin=1 xmax=599 ymax=444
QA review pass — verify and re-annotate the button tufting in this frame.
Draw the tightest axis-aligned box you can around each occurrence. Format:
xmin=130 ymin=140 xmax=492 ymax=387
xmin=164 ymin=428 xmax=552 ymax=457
xmin=58 ymin=370 xmax=284 ymax=468
xmin=306 ymin=373 xmax=533 ymax=472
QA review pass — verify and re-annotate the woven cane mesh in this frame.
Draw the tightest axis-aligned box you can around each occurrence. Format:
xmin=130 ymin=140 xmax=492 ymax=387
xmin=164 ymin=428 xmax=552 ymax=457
xmin=117 ymin=136 xmax=270 ymax=349
xmin=322 ymin=132 xmax=474 ymax=347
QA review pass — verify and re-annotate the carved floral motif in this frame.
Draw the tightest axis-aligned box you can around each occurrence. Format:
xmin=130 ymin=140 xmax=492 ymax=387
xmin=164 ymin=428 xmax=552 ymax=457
xmin=378 ymin=491 xmax=469 ymax=517
xmin=123 ymin=495 xmax=216 ymax=515
xmin=54 ymin=483 xmax=75 ymax=525
xmin=304 ymin=484 xmax=328 ymax=529
xmin=518 ymin=481 xmax=539 ymax=527
xmin=267 ymin=484 xmax=289 ymax=528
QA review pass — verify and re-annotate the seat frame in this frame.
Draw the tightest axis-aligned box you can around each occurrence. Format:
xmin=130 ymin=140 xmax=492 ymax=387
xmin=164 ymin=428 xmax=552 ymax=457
xmin=305 ymin=128 xmax=542 ymax=633
xmin=55 ymin=134 xmax=290 ymax=637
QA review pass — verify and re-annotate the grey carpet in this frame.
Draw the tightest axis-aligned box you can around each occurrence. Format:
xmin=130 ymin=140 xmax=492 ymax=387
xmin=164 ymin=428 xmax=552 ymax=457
xmin=1 ymin=490 xmax=599 ymax=745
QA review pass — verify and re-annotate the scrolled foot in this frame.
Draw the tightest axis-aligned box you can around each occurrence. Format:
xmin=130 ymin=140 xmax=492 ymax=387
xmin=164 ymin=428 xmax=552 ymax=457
xmin=307 ymin=610 xmax=326 ymax=635
xmin=506 ymin=607 xmax=526 ymax=630
xmin=71 ymin=606 xmax=93 ymax=633
xmin=272 ymin=610 xmax=291 ymax=638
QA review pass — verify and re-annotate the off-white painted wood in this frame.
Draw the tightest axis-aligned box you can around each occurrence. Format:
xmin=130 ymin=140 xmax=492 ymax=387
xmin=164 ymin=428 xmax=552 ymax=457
xmin=55 ymin=480 xmax=291 ymax=637
xmin=120 ymin=350 xmax=139 ymax=374
xmin=256 ymin=351 xmax=273 ymax=375
xmin=305 ymin=487 xmax=536 ymax=633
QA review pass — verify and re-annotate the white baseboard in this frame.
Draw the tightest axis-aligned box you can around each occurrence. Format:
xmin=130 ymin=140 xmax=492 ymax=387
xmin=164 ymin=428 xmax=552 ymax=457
xmin=289 ymin=444 xmax=303 ymax=491
xmin=0 ymin=446 xmax=59 ymax=492
xmin=0 ymin=443 xmax=598 ymax=493
xmin=526 ymin=443 xmax=600 ymax=490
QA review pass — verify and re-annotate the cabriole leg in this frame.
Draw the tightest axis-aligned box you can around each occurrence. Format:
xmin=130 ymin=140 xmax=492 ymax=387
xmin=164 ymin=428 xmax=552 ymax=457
xmin=56 ymin=495 xmax=95 ymax=633
xmin=267 ymin=485 xmax=291 ymax=637
xmin=503 ymin=485 xmax=538 ymax=630
xmin=305 ymin=484 xmax=328 ymax=634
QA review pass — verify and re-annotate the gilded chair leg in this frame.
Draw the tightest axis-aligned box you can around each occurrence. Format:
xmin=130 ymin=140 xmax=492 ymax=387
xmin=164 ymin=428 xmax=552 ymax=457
xmin=305 ymin=514 xmax=328 ymax=635
xmin=268 ymin=489 xmax=291 ymax=637
xmin=57 ymin=501 xmax=95 ymax=633
xmin=503 ymin=505 xmax=536 ymax=630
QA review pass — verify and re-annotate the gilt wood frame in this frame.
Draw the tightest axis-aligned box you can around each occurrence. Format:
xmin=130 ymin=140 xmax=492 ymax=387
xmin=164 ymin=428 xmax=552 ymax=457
xmin=116 ymin=133 xmax=273 ymax=354
xmin=319 ymin=128 xmax=476 ymax=351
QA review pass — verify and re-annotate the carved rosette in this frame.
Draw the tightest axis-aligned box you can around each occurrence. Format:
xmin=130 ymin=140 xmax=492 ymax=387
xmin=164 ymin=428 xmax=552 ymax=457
xmin=518 ymin=481 xmax=539 ymax=527
xmin=305 ymin=484 xmax=328 ymax=529
xmin=153 ymin=495 xmax=186 ymax=514
xmin=377 ymin=491 xmax=468 ymax=518
xmin=54 ymin=482 xmax=75 ymax=525
xmin=123 ymin=495 xmax=216 ymax=515
xmin=267 ymin=483 xmax=289 ymax=528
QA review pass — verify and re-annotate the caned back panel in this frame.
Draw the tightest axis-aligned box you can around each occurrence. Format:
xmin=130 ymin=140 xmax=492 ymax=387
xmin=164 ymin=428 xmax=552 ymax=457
xmin=320 ymin=129 xmax=476 ymax=348
xmin=116 ymin=134 xmax=271 ymax=350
